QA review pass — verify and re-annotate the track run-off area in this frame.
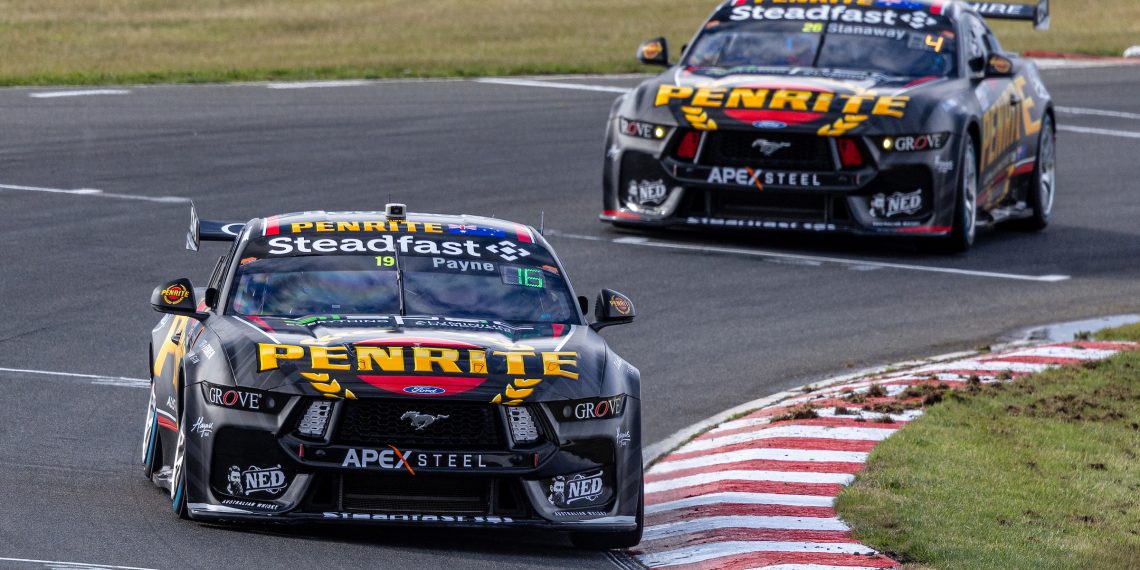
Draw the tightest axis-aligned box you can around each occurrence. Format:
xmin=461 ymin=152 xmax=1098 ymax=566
xmin=1 ymin=62 xmax=1139 ymax=568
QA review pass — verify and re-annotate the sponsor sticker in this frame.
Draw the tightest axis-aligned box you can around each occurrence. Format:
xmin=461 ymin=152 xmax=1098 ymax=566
xmin=559 ymin=395 xmax=627 ymax=421
xmin=752 ymin=120 xmax=788 ymax=130
xmin=403 ymin=385 xmax=446 ymax=395
xmin=191 ymin=416 xmax=214 ymax=438
xmin=547 ymin=470 xmax=611 ymax=509
xmin=627 ymin=179 xmax=668 ymax=206
xmin=161 ymin=284 xmax=190 ymax=305
xmin=616 ymin=426 xmax=632 ymax=448
xmin=870 ymin=189 xmax=924 ymax=218
xmin=340 ymin=447 xmax=498 ymax=473
xmin=609 ymin=296 xmax=632 ymax=316
xmin=323 ymin=512 xmax=513 ymax=523
xmin=227 ymin=464 xmax=288 ymax=497
xmin=203 ymin=383 xmax=274 ymax=412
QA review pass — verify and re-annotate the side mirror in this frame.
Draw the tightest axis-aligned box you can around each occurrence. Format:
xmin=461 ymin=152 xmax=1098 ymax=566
xmin=151 ymin=278 xmax=209 ymax=321
xmin=590 ymin=289 xmax=635 ymax=331
xmin=637 ymin=37 xmax=669 ymax=67
xmin=968 ymin=56 xmax=987 ymax=77
xmin=985 ymin=54 xmax=1014 ymax=77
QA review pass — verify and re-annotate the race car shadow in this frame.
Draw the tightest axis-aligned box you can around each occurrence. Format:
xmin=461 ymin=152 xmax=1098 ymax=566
xmin=601 ymin=221 xmax=1027 ymax=259
xmin=199 ymin=520 xmax=600 ymax=561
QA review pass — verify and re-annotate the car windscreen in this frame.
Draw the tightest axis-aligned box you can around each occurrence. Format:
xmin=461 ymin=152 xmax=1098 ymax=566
xmin=228 ymin=233 xmax=579 ymax=324
xmin=685 ymin=18 xmax=957 ymax=77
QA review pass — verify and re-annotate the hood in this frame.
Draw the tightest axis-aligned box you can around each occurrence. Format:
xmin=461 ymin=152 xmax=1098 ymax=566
xmin=210 ymin=315 xmax=605 ymax=404
xmin=635 ymin=66 xmax=950 ymax=135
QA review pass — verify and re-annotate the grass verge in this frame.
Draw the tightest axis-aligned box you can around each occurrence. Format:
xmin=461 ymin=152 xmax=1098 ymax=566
xmin=0 ymin=0 xmax=1136 ymax=86
xmin=836 ymin=327 xmax=1140 ymax=570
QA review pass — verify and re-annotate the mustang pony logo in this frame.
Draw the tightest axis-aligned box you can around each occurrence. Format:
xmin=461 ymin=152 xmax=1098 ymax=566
xmin=752 ymin=139 xmax=792 ymax=156
xmin=401 ymin=411 xmax=449 ymax=431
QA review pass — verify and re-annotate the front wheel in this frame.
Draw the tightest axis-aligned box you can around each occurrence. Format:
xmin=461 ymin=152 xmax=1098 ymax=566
xmin=141 ymin=382 xmax=162 ymax=478
xmin=927 ymin=133 xmax=978 ymax=253
xmin=170 ymin=405 xmax=189 ymax=519
xmin=569 ymin=482 xmax=644 ymax=550
xmin=1020 ymin=115 xmax=1056 ymax=231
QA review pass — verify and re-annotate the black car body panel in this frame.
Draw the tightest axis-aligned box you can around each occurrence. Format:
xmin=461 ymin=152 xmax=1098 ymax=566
xmin=602 ymin=0 xmax=1054 ymax=239
xmin=143 ymin=210 xmax=642 ymax=537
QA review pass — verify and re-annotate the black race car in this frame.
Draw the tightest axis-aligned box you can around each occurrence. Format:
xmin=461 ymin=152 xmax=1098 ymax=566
xmin=141 ymin=204 xmax=643 ymax=549
xmin=602 ymin=0 xmax=1055 ymax=251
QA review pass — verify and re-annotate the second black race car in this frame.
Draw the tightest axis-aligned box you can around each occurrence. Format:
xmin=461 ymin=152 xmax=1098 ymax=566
xmin=141 ymin=204 xmax=644 ymax=549
xmin=602 ymin=0 xmax=1055 ymax=251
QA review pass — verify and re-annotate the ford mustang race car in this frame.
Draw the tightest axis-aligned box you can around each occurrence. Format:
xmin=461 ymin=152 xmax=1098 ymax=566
xmin=602 ymin=0 xmax=1055 ymax=251
xmin=141 ymin=204 xmax=643 ymax=549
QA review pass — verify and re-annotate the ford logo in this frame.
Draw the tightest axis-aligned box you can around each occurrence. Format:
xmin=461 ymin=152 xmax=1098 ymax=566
xmin=752 ymin=121 xmax=787 ymax=130
xmin=403 ymin=385 xmax=446 ymax=395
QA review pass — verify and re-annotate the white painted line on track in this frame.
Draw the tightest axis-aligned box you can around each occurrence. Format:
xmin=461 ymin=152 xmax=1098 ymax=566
xmin=0 ymin=367 xmax=148 ymax=389
xmin=1001 ymin=346 xmax=1119 ymax=360
xmin=680 ymin=426 xmax=896 ymax=453
xmin=653 ymin=449 xmax=867 ymax=474
xmin=0 ymin=183 xmax=190 ymax=204
xmin=646 ymin=471 xmax=855 ymax=494
xmin=0 ymin=557 xmax=158 ymax=570
xmin=547 ymin=231 xmax=1071 ymax=283
xmin=1058 ymin=125 xmax=1140 ymax=140
xmin=646 ymin=492 xmax=835 ymax=515
xmin=473 ymin=77 xmax=632 ymax=94
xmin=645 ymin=517 xmax=853 ymax=540
xmin=1057 ymin=106 xmax=1140 ymax=121
xmin=639 ymin=537 xmax=868 ymax=563
xmin=28 ymin=89 xmax=131 ymax=99
xmin=266 ymin=80 xmax=372 ymax=89
xmin=741 ymin=566 xmax=885 ymax=570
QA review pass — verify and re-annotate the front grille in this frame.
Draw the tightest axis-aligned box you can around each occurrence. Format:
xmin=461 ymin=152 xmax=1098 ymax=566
xmin=333 ymin=400 xmax=505 ymax=448
xmin=705 ymin=132 xmax=834 ymax=170
xmin=341 ymin=473 xmax=491 ymax=514
xmin=716 ymin=191 xmax=826 ymax=221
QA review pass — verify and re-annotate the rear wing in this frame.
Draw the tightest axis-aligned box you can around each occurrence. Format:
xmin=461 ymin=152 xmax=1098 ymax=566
xmin=186 ymin=202 xmax=246 ymax=251
xmin=969 ymin=0 xmax=1050 ymax=30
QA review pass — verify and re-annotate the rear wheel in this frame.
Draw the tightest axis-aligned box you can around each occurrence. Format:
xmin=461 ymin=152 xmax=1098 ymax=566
xmin=928 ymin=134 xmax=978 ymax=253
xmin=1019 ymin=115 xmax=1056 ymax=230
xmin=569 ymin=481 xmax=644 ymax=550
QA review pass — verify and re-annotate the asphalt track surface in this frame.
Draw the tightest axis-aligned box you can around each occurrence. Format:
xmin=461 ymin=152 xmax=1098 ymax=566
xmin=1 ymin=64 xmax=1139 ymax=569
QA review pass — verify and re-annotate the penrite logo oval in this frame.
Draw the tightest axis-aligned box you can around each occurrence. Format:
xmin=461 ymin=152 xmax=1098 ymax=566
xmin=403 ymin=385 xmax=446 ymax=395
xmin=161 ymin=284 xmax=190 ymax=305
xmin=609 ymin=296 xmax=632 ymax=316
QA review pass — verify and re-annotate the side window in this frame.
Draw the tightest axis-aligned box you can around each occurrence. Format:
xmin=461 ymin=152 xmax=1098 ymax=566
xmin=984 ymin=28 xmax=1004 ymax=54
xmin=206 ymin=236 xmax=242 ymax=308
xmin=962 ymin=14 xmax=989 ymax=65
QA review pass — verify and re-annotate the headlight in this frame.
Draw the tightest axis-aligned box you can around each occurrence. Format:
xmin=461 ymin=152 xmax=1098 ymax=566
xmin=879 ymin=132 xmax=951 ymax=152
xmin=297 ymin=400 xmax=333 ymax=438
xmin=507 ymin=406 xmax=541 ymax=444
xmin=619 ymin=117 xmax=671 ymax=141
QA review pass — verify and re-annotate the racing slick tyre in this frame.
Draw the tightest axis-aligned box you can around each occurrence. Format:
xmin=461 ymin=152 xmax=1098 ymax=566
xmin=569 ymin=481 xmax=644 ymax=550
xmin=1014 ymin=114 xmax=1056 ymax=231
xmin=927 ymin=133 xmax=978 ymax=253
xmin=170 ymin=394 xmax=190 ymax=520
xmin=141 ymin=381 xmax=162 ymax=479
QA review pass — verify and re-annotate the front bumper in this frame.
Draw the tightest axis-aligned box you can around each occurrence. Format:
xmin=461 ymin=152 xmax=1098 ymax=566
xmin=178 ymin=384 xmax=642 ymax=532
xmin=602 ymin=129 xmax=960 ymax=237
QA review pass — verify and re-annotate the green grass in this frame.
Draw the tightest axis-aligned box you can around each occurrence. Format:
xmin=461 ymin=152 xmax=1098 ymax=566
xmin=836 ymin=327 xmax=1140 ymax=570
xmin=0 ymin=0 xmax=1135 ymax=86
